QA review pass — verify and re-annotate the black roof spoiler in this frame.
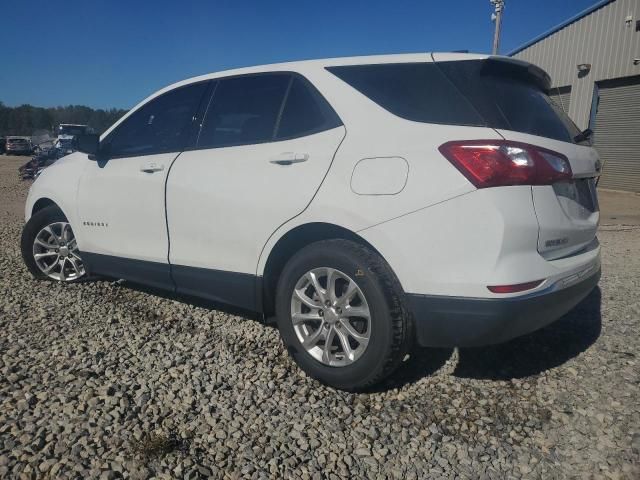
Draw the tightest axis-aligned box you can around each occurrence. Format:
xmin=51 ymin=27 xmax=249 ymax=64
xmin=481 ymin=57 xmax=552 ymax=91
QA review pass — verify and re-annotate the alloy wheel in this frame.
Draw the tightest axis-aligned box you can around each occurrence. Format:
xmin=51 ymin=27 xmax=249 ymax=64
xmin=290 ymin=267 xmax=371 ymax=367
xmin=32 ymin=222 xmax=85 ymax=281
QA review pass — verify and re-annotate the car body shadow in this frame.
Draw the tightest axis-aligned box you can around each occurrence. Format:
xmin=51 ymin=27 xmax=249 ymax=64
xmin=114 ymin=280 xmax=601 ymax=387
xmin=370 ymin=346 xmax=454 ymax=392
xmin=453 ymin=287 xmax=602 ymax=380
xmin=114 ymin=280 xmax=262 ymax=321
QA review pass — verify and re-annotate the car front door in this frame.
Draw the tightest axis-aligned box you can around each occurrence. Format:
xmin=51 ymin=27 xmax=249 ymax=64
xmin=76 ymin=81 xmax=210 ymax=288
xmin=166 ymin=73 xmax=345 ymax=309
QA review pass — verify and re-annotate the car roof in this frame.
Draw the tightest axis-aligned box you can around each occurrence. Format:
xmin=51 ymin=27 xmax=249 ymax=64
xmin=167 ymin=52 xmax=490 ymax=91
xmin=102 ymin=52 xmax=493 ymax=140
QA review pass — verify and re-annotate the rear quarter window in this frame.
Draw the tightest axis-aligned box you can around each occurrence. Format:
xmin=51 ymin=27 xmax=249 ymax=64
xmin=326 ymin=63 xmax=483 ymax=126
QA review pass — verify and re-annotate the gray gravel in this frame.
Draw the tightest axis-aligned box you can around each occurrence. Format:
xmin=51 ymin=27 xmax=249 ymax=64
xmin=1 ymin=156 xmax=639 ymax=479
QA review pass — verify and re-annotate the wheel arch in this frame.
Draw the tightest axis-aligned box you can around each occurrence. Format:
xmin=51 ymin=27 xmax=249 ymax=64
xmin=260 ymin=222 xmax=386 ymax=317
xmin=32 ymin=197 xmax=60 ymax=216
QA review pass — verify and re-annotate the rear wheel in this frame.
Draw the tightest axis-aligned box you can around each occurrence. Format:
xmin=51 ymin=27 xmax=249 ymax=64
xmin=275 ymin=239 xmax=413 ymax=391
xmin=21 ymin=206 xmax=86 ymax=282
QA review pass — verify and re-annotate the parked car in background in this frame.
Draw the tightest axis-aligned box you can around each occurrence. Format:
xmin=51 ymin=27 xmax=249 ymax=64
xmin=56 ymin=124 xmax=94 ymax=138
xmin=54 ymin=135 xmax=75 ymax=156
xmin=5 ymin=136 xmax=32 ymax=155
xmin=51 ymin=124 xmax=94 ymax=157
xmin=21 ymin=53 xmax=602 ymax=390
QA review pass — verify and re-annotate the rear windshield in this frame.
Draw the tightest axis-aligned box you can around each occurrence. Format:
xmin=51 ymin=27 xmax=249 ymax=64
xmin=327 ymin=60 xmax=583 ymax=144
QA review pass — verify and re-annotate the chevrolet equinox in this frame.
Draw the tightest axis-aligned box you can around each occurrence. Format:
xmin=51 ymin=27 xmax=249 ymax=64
xmin=21 ymin=53 xmax=601 ymax=390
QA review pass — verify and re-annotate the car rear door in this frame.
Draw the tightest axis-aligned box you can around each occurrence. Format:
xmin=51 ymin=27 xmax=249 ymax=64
xmin=495 ymin=131 xmax=600 ymax=259
xmin=76 ymin=81 xmax=210 ymax=288
xmin=166 ymin=73 xmax=345 ymax=310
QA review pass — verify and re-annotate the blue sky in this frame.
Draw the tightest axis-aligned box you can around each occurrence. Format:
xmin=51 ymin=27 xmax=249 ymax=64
xmin=1 ymin=0 xmax=596 ymax=109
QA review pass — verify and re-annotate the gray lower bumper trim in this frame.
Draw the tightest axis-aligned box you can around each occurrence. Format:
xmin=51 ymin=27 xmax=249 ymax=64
xmin=406 ymin=269 xmax=601 ymax=348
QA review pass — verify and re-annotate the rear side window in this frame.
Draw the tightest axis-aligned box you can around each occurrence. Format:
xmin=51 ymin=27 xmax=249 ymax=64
xmin=107 ymin=81 xmax=208 ymax=157
xmin=197 ymin=73 xmax=342 ymax=148
xmin=197 ymin=74 xmax=290 ymax=148
xmin=275 ymin=77 xmax=341 ymax=140
xmin=328 ymin=61 xmax=583 ymax=144
xmin=326 ymin=63 xmax=483 ymax=126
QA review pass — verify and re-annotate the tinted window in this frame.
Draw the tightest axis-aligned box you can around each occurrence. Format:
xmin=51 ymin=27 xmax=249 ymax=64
xmin=276 ymin=77 xmax=341 ymax=139
xmin=198 ymin=74 xmax=289 ymax=148
xmin=327 ymin=63 xmax=483 ymax=126
xmin=107 ymin=81 xmax=208 ymax=157
xmin=436 ymin=60 xmax=581 ymax=143
xmin=328 ymin=61 xmax=583 ymax=144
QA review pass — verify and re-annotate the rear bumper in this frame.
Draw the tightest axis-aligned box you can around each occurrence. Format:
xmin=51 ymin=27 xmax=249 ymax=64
xmin=407 ymin=268 xmax=600 ymax=348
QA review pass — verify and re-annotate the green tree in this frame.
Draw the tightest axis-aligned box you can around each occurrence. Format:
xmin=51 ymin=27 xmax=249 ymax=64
xmin=0 ymin=102 xmax=128 ymax=137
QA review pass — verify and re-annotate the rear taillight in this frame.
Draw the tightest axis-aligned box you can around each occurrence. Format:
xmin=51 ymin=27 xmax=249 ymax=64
xmin=439 ymin=140 xmax=572 ymax=188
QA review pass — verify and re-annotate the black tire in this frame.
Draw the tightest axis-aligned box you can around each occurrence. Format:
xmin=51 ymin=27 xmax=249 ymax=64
xmin=275 ymin=239 xmax=414 ymax=391
xmin=20 ymin=205 xmax=85 ymax=282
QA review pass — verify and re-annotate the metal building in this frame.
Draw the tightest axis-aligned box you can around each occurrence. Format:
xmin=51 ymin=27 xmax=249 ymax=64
xmin=509 ymin=0 xmax=640 ymax=192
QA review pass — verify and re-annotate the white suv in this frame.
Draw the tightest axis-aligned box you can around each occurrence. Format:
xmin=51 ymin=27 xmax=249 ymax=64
xmin=21 ymin=53 xmax=601 ymax=390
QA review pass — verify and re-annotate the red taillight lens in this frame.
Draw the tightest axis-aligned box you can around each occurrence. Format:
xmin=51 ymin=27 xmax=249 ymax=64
xmin=487 ymin=280 xmax=544 ymax=294
xmin=439 ymin=140 xmax=572 ymax=188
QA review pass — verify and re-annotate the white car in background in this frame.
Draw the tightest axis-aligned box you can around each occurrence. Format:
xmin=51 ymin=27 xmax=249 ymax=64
xmin=54 ymin=135 xmax=75 ymax=156
xmin=21 ymin=53 xmax=601 ymax=390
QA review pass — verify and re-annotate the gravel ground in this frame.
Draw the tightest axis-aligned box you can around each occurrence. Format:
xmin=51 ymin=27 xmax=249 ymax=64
xmin=1 ymin=155 xmax=639 ymax=479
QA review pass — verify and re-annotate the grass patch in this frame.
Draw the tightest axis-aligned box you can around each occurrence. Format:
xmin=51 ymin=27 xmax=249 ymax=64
xmin=130 ymin=431 xmax=186 ymax=459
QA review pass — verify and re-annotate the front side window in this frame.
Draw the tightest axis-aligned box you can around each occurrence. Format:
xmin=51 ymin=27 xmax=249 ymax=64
xmin=106 ymin=81 xmax=208 ymax=157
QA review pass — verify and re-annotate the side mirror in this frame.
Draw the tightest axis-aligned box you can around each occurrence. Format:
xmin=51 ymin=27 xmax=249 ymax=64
xmin=76 ymin=133 xmax=100 ymax=157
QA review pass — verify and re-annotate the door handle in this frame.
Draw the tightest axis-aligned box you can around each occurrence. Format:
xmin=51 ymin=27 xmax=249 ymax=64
xmin=269 ymin=152 xmax=309 ymax=165
xmin=140 ymin=162 xmax=164 ymax=173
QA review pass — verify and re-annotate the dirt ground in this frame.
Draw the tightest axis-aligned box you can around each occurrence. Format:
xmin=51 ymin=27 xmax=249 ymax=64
xmin=0 ymin=155 xmax=31 ymax=217
xmin=599 ymin=188 xmax=640 ymax=226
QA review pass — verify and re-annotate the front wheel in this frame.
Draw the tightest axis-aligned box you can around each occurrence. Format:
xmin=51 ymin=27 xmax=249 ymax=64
xmin=21 ymin=206 xmax=86 ymax=282
xmin=275 ymin=239 xmax=413 ymax=391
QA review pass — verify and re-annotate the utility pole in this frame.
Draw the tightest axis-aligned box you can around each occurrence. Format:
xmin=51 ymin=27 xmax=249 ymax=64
xmin=490 ymin=0 xmax=505 ymax=55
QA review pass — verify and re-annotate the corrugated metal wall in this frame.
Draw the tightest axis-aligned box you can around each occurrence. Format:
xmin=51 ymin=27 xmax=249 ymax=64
xmin=549 ymin=85 xmax=572 ymax=114
xmin=593 ymin=76 xmax=640 ymax=192
xmin=513 ymin=0 xmax=640 ymax=129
